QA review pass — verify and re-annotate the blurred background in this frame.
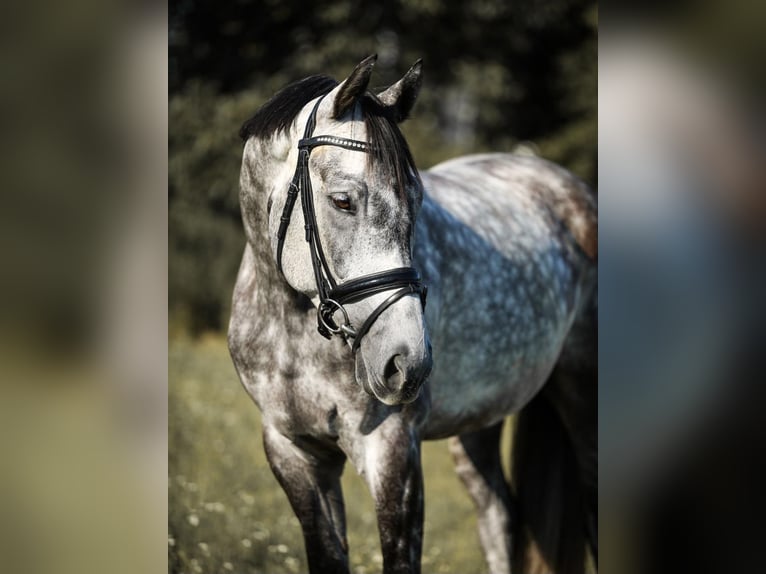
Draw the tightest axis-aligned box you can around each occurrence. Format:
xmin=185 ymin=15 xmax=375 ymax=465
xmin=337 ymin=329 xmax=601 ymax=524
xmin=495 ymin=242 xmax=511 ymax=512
xmin=1 ymin=0 xmax=764 ymax=572
xmin=599 ymin=3 xmax=766 ymax=574
xmin=169 ymin=1 xmax=596 ymax=572
xmin=0 ymin=3 xmax=167 ymax=574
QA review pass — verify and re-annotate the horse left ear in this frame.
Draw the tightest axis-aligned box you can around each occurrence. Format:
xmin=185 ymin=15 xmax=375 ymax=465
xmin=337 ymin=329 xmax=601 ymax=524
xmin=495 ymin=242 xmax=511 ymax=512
xmin=377 ymin=59 xmax=423 ymax=122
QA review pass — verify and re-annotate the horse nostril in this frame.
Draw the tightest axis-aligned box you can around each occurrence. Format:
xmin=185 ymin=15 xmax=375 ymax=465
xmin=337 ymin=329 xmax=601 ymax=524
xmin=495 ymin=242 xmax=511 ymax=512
xmin=383 ymin=354 xmax=405 ymax=389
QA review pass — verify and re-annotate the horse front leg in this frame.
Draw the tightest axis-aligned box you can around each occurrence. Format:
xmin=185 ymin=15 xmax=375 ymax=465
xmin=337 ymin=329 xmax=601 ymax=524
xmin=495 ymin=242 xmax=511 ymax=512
xmin=262 ymin=425 xmax=349 ymax=574
xmin=351 ymin=418 xmax=424 ymax=574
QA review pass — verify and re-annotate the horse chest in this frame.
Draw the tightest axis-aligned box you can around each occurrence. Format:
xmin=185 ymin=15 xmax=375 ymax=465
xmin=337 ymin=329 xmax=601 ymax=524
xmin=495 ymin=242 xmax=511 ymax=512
xmin=235 ymin=324 xmax=356 ymax=436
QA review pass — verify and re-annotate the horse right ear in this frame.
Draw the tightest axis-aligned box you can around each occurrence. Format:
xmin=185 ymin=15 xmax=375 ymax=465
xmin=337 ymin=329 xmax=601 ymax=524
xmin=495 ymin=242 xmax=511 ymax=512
xmin=333 ymin=54 xmax=378 ymax=119
xmin=376 ymin=59 xmax=423 ymax=122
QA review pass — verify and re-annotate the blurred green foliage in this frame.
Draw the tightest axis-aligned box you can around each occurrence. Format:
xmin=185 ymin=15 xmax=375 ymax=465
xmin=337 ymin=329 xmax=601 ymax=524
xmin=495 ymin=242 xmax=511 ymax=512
xmin=170 ymin=0 xmax=596 ymax=333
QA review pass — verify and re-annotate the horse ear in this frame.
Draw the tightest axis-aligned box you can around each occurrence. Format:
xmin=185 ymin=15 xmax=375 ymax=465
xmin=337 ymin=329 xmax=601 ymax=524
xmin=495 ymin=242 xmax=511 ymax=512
xmin=376 ymin=59 xmax=423 ymax=122
xmin=333 ymin=54 xmax=378 ymax=119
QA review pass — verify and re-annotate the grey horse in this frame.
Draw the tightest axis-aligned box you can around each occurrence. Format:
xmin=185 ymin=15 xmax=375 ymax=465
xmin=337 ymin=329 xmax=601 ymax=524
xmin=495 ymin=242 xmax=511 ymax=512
xmin=229 ymin=55 xmax=597 ymax=574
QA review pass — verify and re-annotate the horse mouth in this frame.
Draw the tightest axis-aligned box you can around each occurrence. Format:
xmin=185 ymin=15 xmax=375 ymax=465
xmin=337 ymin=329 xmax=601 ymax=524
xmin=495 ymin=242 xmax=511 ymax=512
xmin=397 ymin=379 xmax=423 ymax=404
xmin=354 ymin=353 xmax=424 ymax=405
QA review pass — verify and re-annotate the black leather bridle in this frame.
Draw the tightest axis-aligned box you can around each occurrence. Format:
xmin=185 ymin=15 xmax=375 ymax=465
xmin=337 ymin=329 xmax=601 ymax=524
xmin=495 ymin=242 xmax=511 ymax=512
xmin=275 ymin=95 xmax=427 ymax=353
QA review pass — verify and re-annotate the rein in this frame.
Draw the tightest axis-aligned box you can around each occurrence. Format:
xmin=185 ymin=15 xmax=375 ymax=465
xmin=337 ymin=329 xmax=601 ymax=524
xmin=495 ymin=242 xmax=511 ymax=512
xmin=275 ymin=95 xmax=427 ymax=353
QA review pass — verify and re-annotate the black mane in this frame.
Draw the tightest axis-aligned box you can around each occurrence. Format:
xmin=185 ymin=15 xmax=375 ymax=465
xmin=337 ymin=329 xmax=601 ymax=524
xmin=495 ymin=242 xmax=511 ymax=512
xmin=239 ymin=74 xmax=420 ymax=200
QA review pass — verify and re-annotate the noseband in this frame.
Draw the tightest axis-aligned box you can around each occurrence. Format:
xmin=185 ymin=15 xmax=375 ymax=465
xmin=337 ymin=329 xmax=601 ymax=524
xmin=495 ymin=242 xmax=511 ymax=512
xmin=275 ymin=95 xmax=427 ymax=353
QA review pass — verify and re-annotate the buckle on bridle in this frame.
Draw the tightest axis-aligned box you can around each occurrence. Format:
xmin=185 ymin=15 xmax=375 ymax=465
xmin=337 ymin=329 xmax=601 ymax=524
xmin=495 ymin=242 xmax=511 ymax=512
xmin=317 ymin=299 xmax=356 ymax=340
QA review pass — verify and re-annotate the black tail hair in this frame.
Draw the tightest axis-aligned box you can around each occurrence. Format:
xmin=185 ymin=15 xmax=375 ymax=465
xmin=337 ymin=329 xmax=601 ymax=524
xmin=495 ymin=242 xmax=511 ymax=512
xmin=511 ymin=391 xmax=590 ymax=574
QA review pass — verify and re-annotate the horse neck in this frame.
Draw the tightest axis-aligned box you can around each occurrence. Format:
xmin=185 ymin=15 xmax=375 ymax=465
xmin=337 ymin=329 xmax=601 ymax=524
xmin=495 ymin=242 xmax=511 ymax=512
xmin=411 ymin=187 xmax=449 ymax=270
xmin=239 ymin=132 xmax=307 ymax=311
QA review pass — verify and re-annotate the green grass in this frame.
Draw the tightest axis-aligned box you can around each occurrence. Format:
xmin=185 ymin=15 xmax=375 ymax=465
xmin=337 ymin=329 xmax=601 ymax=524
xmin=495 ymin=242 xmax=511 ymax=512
xmin=169 ymin=335 xmax=492 ymax=574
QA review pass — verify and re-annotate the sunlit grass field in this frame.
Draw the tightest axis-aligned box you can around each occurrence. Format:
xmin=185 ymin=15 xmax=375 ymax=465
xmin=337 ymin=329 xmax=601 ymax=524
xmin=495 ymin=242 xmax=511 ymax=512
xmin=169 ymin=335 xmax=503 ymax=574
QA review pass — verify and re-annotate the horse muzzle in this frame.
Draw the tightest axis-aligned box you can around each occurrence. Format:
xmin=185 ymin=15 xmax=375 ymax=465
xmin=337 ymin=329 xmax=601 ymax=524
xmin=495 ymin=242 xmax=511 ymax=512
xmin=356 ymin=341 xmax=433 ymax=405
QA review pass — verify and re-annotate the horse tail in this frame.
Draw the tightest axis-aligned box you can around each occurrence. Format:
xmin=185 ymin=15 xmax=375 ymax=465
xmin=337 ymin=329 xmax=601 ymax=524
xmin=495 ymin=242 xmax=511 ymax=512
xmin=510 ymin=162 xmax=597 ymax=573
xmin=511 ymin=389 xmax=591 ymax=574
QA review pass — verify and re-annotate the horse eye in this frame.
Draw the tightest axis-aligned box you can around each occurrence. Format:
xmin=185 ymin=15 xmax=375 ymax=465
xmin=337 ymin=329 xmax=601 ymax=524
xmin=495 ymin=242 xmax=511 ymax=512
xmin=331 ymin=194 xmax=353 ymax=212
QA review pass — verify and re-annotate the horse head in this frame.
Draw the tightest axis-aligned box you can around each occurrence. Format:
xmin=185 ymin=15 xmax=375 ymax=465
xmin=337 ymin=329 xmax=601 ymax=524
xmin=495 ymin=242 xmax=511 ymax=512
xmin=267 ymin=56 xmax=432 ymax=405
